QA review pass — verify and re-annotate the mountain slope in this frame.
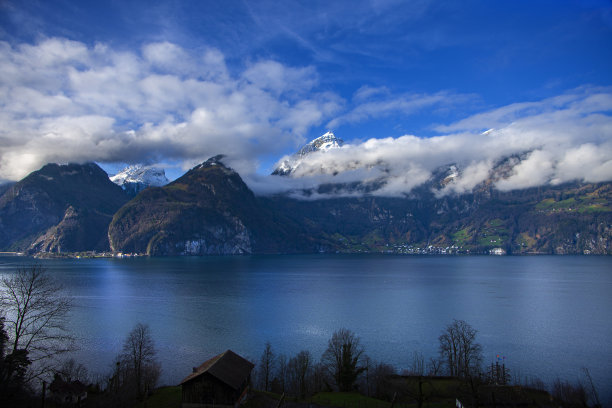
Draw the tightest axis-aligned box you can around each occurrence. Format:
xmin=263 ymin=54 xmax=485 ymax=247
xmin=264 ymin=182 xmax=612 ymax=254
xmin=0 ymin=182 xmax=15 ymax=197
xmin=108 ymin=156 xmax=315 ymax=255
xmin=0 ymin=163 xmax=129 ymax=252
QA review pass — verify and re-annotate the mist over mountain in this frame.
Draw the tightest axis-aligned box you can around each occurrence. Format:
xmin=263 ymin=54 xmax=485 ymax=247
xmin=262 ymin=113 xmax=612 ymax=199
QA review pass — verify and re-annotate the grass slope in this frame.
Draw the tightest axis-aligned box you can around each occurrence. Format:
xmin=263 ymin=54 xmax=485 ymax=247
xmin=134 ymin=386 xmax=181 ymax=408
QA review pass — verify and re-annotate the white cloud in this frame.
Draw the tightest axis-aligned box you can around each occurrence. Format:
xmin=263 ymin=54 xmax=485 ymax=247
xmin=0 ymin=38 xmax=341 ymax=180
xmin=352 ymin=85 xmax=390 ymax=102
xmin=142 ymin=41 xmax=194 ymax=76
xmin=436 ymin=160 xmax=493 ymax=196
xmin=495 ymin=150 xmax=555 ymax=191
xmin=327 ymin=90 xmax=472 ymax=128
xmin=553 ymin=143 xmax=612 ymax=184
xmin=242 ymin=60 xmax=318 ymax=96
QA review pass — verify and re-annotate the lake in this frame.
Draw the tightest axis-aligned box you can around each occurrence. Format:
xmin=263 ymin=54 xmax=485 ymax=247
xmin=1 ymin=255 xmax=611 ymax=403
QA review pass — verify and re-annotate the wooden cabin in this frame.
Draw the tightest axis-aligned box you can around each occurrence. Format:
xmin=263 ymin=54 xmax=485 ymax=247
xmin=180 ymin=350 xmax=254 ymax=408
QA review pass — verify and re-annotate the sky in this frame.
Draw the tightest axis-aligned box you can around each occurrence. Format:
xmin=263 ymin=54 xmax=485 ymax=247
xmin=0 ymin=0 xmax=611 ymax=195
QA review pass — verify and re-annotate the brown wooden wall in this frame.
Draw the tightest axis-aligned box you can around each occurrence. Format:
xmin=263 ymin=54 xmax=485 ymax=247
xmin=182 ymin=373 xmax=240 ymax=406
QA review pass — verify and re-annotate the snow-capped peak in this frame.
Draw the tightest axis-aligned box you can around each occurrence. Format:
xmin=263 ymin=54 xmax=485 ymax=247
xmin=110 ymin=164 xmax=169 ymax=194
xmin=273 ymin=131 xmax=344 ymax=176
xmin=296 ymin=131 xmax=344 ymax=157
xmin=446 ymin=165 xmax=459 ymax=182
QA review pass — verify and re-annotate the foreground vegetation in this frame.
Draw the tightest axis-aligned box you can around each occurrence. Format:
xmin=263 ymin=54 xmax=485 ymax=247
xmin=245 ymin=323 xmax=602 ymax=408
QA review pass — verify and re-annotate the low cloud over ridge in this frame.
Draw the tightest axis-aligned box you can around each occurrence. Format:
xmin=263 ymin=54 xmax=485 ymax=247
xmin=0 ymin=38 xmax=610 ymax=196
xmin=264 ymin=87 xmax=612 ymax=197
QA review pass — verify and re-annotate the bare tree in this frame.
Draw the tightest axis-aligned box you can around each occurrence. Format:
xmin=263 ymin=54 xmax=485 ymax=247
xmin=407 ymin=351 xmax=425 ymax=376
xmin=438 ymin=319 xmax=482 ymax=378
xmin=321 ymin=328 xmax=366 ymax=392
xmin=120 ymin=323 xmax=160 ymax=399
xmin=362 ymin=355 xmax=372 ymax=396
xmin=57 ymin=358 xmax=89 ymax=383
xmin=272 ymin=353 xmax=289 ymax=394
xmin=0 ymin=264 xmax=73 ymax=381
xmin=427 ymin=357 xmax=442 ymax=376
xmin=552 ymin=378 xmax=589 ymax=407
xmin=259 ymin=341 xmax=275 ymax=392
xmin=369 ymin=361 xmax=395 ymax=399
xmin=288 ymin=350 xmax=312 ymax=399
xmin=311 ymin=362 xmax=328 ymax=395
xmin=439 ymin=322 xmax=459 ymax=377
xmin=582 ymin=367 xmax=602 ymax=408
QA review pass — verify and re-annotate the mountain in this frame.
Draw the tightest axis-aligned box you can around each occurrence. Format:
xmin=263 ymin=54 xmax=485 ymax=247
xmin=0 ymin=163 xmax=129 ymax=253
xmin=108 ymin=152 xmax=610 ymax=256
xmin=264 ymin=182 xmax=612 ymax=255
xmin=1 ymin=155 xmax=610 ymax=256
xmin=110 ymin=164 xmax=169 ymax=196
xmin=265 ymin=136 xmax=611 ymax=254
xmin=272 ymin=131 xmax=344 ymax=175
xmin=0 ymin=181 xmax=15 ymax=197
xmin=108 ymin=155 xmax=316 ymax=256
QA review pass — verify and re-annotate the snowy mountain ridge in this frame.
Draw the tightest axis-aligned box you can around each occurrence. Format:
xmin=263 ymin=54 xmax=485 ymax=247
xmin=273 ymin=131 xmax=344 ymax=175
xmin=110 ymin=164 xmax=169 ymax=195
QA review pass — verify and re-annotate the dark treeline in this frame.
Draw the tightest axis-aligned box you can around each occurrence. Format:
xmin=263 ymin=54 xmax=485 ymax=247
xmin=250 ymin=323 xmax=603 ymax=408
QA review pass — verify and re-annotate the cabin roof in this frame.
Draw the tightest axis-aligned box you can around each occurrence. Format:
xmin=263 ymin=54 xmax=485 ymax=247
xmin=180 ymin=350 xmax=254 ymax=390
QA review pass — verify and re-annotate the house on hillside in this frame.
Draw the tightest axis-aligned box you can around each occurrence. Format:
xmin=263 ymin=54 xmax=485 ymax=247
xmin=180 ymin=350 xmax=254 ymax=408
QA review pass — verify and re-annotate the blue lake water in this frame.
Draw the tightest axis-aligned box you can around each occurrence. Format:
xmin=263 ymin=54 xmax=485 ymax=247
xmin=0 ymin=255 xmax=611 ymax=402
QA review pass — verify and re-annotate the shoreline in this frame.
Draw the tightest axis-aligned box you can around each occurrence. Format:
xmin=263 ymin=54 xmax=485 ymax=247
xmin=3 ymin=249 xmax=606 ymax=259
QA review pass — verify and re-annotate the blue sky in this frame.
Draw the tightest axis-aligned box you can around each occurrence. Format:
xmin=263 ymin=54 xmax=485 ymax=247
xmin=1 ymin=0 xmax=611 ymax=192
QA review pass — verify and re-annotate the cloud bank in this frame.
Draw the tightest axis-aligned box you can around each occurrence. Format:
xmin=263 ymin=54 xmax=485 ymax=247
xmin=265 ymin=87 xmax=612 ymax=197
xmin=0 ymin=38 xmax=341 ymax=179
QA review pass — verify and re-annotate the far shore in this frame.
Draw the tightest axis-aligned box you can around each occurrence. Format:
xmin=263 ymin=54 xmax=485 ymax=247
xmin=0 ymin=249 xmax=605 ymax=260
